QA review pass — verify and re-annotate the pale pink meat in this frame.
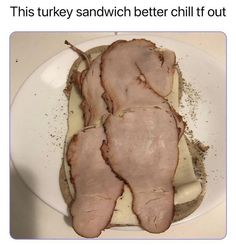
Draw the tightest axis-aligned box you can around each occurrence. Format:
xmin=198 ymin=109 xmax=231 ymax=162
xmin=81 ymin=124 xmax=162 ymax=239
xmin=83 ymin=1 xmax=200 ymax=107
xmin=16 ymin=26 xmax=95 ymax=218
xmin=67 ymin=39 xmax=184 ymax=236
xmin=102 ymin=108 xmax=179 ymax=233
xmin=100 ymin=39 xmax=184 ymax=233
xmin=101 ymin=39 xmax=176 ymax=113
xmin=77 ymin=56 xmax=108 ymax=126
xmin=67 ymin=55 xmax=123 ymax=237
xmin=67 ymin=127 xmax=123 ymax=238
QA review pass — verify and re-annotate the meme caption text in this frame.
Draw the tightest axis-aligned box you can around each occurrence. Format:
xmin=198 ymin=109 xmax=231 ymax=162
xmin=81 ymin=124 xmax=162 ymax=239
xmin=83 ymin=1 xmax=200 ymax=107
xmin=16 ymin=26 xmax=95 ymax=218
xmin=10 ymin=5 xmax=226 ymax=20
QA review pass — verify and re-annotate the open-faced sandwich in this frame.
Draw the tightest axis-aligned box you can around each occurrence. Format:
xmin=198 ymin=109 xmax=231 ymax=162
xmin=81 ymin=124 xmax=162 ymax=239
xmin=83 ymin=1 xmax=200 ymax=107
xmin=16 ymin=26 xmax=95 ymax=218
xmin=59 ymin=39 xmax=208 ymax=238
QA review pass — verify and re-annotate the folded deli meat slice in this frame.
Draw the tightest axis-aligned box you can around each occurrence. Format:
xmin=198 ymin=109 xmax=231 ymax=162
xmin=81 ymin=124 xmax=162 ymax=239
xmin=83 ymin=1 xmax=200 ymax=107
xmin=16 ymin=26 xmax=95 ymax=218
xmin=76 ymin=55 xmax=108 ymax=126
xmin=102 ymin=107 xmax=180 ymax=233
xmin=67 ymin=127 xmax=123 ymax=238
xmin=100 ymin=39 xmax=184 ymax=233
xmin=67 ymin=56 xmax=123 ymax=237
xmin=101 ymin=39 xmax=176 ymax=113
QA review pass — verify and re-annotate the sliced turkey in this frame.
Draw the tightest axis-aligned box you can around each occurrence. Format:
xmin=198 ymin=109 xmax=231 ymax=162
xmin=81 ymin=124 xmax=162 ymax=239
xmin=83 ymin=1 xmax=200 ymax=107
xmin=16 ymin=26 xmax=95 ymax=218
xmin=101 ymin=39 xmax=176 ymax=113
xmin=102 ymin=107 xmax=180 ymax=233
xmin=100 ymin=39 xmax=184 ymax=233
xmin=67 ymin=127 xmax=123 ymax=238
xmin=76 ymin=55 xmax=108 ymax=126
xmin=67 ymin=56 xmax=123 ymax=238
xmin=67 ymin=39 xmax=184 ymax=236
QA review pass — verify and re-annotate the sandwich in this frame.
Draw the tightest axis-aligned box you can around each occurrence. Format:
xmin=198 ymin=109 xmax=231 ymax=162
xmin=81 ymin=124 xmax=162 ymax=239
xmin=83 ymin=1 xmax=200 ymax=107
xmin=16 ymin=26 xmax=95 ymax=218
xmin=59 ymin=39 xmax=208 ymax=238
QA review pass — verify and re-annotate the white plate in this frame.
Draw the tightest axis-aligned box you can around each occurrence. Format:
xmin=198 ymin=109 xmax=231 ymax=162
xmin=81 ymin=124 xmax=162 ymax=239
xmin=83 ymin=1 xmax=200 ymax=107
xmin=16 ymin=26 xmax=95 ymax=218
xmin=11 ymin=34 xmax=226 ymax=226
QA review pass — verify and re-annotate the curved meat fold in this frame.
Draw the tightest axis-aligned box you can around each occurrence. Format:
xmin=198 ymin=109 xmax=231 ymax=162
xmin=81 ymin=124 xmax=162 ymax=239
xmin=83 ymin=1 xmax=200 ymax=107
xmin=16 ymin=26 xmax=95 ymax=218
xmin=170 ymin=107 xmax=186 ymax=139
xmin=76 ymin=55 xmax=108 ymax=126
xmin=76 ymin=69 xmax=87 ymax=95
xmin=67 ymin=128 xmax=123 ymax=238
xmin=67 ymin=56 xmax=123 ymax=238
xmin=101 ymin=39 xmax=176 ymax=113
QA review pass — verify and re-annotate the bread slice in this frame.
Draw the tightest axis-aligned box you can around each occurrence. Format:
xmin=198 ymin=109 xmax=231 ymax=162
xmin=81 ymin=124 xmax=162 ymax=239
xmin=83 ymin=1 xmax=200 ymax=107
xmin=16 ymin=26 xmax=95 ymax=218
xmin=60 ymin=45 xmax=206 ymax=227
